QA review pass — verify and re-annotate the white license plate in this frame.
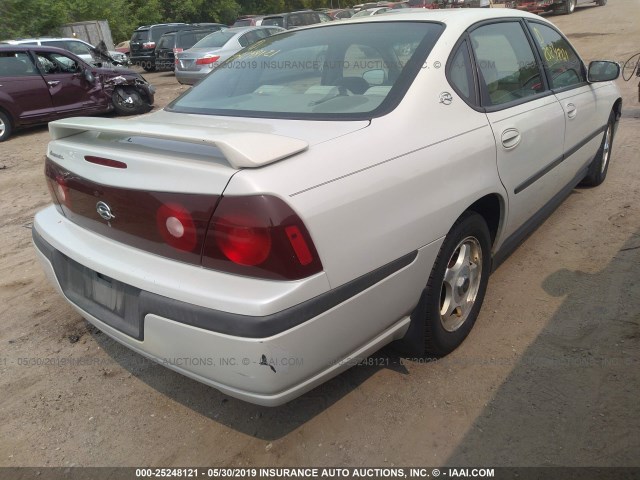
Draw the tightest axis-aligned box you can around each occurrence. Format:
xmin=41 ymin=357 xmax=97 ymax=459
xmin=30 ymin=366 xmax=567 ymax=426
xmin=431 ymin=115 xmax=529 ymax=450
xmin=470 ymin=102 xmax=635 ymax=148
xmin=90 ymin=274 xmax=123 ymax=312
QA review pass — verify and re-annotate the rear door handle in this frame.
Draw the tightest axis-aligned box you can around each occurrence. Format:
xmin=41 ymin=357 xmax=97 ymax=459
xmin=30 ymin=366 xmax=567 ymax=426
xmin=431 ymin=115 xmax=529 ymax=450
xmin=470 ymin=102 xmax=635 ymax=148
xmin=501 ymin=128 xmax=521 ymax=150
xmin=566 ymin=103 xmax=577 ymax=119
xmin=47 ymin=80 xmax=60 ymax=87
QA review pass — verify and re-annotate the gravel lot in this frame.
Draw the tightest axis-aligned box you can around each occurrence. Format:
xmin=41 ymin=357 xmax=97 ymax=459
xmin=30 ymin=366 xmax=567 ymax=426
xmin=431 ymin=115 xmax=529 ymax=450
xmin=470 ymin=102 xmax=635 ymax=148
xmin=1 ymin=0 xmax=639 ymax=469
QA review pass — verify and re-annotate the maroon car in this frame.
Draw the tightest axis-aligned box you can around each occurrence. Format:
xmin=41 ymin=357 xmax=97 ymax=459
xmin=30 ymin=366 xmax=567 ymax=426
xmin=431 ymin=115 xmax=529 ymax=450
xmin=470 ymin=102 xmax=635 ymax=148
xmin=0 ymin=45 xmax=155 ymax=141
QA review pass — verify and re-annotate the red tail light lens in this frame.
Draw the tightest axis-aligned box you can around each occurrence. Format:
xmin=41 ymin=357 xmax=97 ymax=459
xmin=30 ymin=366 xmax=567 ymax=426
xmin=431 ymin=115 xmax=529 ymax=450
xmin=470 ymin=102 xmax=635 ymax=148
xmin=196 ymin=55 xmax=220 ymax=65
xmin=214 ymin=214 xmax=272 ymax=266
xmin=173 ymin=48 xmax=183 ymax=54
xmin=45 ymin=159 xmax=69 ymax=213
xmin=142 ymin=41 xmax=156 ymax=49
xmin=203 ymin=195 xmax=323 ymax=280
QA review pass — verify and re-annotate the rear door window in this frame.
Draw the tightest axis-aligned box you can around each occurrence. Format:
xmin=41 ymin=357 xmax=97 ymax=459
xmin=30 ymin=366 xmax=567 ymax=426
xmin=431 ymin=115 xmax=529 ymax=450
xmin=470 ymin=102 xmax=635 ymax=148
xmin=262 ymin=17 xmax=285 ymax=28
xmin=448 ymin=40 xmax=477 ymax=105
xmin=0 ymin=52 xmax=39 ymax=76
xmin=131 ymin=30 xmax=149 ymax=42
xmin=469 ymin=22 xmax=546 ymax=107
xmin=179 ymin=32 xmax=196 ymax=49
xmin=157 ymin=34 xmax=176 ymax=50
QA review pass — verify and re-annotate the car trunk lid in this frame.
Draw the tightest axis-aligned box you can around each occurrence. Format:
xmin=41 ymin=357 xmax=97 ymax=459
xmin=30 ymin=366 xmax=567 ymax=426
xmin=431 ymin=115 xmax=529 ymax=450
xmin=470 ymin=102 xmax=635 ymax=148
xmin=45 ymin=114 xmax=368 ymax=264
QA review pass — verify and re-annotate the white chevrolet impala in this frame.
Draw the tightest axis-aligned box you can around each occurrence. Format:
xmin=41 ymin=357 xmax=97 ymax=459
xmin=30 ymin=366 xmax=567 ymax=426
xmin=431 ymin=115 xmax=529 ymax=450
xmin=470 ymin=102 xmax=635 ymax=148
xmin=33 ymin=9 xmax=621 ymax=405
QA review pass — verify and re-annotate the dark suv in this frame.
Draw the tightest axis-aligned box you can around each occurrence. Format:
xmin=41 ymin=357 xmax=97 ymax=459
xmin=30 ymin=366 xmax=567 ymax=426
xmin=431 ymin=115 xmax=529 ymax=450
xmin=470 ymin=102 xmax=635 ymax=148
xmin=155 ymin=25 xmax=227 ymax=71
xmin=130 ymin=23 xmax=189 ymax=71
xmin=261 ymin=11 xmax=332 ymax=29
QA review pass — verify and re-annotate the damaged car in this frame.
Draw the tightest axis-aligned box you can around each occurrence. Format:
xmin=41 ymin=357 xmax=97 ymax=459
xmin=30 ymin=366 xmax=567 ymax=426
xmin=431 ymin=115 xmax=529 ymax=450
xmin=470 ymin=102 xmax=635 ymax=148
xmin=0 ymin=45 xmax=154 ymax=141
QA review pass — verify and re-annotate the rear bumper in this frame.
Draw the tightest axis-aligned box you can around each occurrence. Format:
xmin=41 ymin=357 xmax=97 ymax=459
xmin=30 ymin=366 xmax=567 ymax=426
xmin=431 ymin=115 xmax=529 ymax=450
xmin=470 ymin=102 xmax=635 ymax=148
xmin=174 ymin=69 xmax=206 ymax=85
xmin=505 ymin=1 xmax=557 ymax=12
xmin=155 ymin=58 xmax=175 ymax=71
xmin=130 ymin=53 xmax=156 ymax=69
xmin=33 ymin=206 xmax=439 ymax=405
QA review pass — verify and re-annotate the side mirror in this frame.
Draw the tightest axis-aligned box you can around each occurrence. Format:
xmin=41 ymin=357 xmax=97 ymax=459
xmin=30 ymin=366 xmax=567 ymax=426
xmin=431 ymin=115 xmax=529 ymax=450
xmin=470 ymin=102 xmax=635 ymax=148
xmin=84 ymin=69 xmax=95 ymax=84
xmin=363 ymin=69 xmax=385 ymax=86
xmin=587 ymin=61 xmax=620 ymax=82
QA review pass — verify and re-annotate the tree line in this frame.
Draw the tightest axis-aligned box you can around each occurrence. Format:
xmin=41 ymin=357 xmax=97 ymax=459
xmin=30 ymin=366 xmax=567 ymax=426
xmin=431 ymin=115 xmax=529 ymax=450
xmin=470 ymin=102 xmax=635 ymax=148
xmin=0 ymin=0 xmax=355 ymax=44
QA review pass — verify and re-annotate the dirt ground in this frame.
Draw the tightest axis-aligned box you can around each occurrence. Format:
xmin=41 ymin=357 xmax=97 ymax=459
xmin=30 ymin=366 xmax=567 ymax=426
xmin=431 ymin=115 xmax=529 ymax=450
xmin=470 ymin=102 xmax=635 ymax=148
xmin=1 ymin=0 xmax=639 ymax=469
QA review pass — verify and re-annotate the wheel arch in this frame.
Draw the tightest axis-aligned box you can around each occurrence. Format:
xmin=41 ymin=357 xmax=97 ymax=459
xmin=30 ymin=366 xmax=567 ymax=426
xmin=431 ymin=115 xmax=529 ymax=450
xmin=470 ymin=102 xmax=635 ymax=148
xmin=462 ymin=193 xmax=505 ymax=248
xmin=0 ymin=105 xmax=15 ymax=127
xmin=0 ymin=106 xmax=15 ymax=141
xmin=612 ymin=97 xmax=622 ymax=125
xmin=394 ymin=192 xmax=505 ymax=357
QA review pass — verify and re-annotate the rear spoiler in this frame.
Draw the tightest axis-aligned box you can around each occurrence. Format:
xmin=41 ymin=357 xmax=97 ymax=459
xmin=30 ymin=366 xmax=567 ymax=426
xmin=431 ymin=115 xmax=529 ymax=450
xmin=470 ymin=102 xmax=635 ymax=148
xmin=48 ymin=117 xmax=308 ymax=169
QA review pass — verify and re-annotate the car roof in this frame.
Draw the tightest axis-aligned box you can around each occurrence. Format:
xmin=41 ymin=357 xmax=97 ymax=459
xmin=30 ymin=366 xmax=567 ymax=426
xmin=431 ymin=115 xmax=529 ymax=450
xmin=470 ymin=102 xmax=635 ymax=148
xmin=0 ymin=44 xmax=86 ymax=55
xmin=135 ymin=23 xmax=188 ymax=30
xmin=223 ymin=26 xmax=286 ymax=33
xmin=263 ymin=11 xmax=313 ymax=18
xmin=344 ymin=8 xmax=543 ymax=24
xmin=2 ymin=37 xmax=91 ymax=43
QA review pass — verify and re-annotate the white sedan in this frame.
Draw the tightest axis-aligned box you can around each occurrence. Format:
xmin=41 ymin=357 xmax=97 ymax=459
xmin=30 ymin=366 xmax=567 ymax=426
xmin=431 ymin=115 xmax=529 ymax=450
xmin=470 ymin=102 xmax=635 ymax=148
xmin=34 ymin=9 xmax=621 ymax=406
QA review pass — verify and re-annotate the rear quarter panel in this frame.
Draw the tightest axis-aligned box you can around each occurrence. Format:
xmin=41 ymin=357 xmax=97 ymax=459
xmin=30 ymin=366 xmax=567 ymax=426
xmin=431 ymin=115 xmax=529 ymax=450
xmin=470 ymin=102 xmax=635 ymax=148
xmin=224 ymin=32 xmax=505 ymax=291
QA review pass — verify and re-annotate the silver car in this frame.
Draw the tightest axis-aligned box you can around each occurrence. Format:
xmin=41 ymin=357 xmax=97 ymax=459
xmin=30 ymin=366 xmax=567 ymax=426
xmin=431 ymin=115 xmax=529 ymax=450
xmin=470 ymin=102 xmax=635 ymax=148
xmin=174 ymin=26 xmax=285 ymax=85
xmin=34 ymin=10 xmax=621 ymax=406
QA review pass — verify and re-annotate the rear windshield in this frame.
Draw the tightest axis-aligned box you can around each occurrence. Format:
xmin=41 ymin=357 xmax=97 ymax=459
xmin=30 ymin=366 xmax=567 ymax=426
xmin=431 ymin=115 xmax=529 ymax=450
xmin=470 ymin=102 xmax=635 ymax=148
xmin=192 ymin=30 xmax=237 ymax=49
xmin=131 ymin=30 xmax=149 ymax=42
xmin=178 ymin=29 xmax=220 ymax=48
xmin=168 ymin=21 xmax=444 ymax=120
xmin=152 ymin=26 xmax=184 ymax=41
xmin=233 ymin=19 xmax=253 ymax=27
xmin=262 ymin=17 xmax=285 ymax=28
xmin=157 ymin=33 xmax=176 ymax=49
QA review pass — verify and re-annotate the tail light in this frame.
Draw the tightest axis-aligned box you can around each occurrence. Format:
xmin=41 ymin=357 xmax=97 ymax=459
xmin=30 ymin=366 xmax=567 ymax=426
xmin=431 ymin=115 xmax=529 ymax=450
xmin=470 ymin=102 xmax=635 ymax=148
xmin=44 ymin=157 xmax=217 ymax=266
xmin=44 ymin=158 xmax=322 ymax=281
xmin=156 ymin=203 xmax=198 ymax=252
xmin=202 ymin=195 xmax=323 ymax=280
xmin=173 ymin=48 xmax=183 ymax=54
xmin=45 ymin=159 xmax=69 ymax=214
xmin=142 ymin=41 xmax=156 ymax=49
xmin=196 ymin=55 xmax=220 ymax=66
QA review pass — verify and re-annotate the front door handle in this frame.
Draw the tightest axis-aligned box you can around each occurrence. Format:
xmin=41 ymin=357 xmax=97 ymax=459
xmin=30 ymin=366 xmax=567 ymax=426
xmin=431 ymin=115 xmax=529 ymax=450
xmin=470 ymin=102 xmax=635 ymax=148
xmin=501 ymin=128 xmax=521 ymax=150
xmin=47 ymin=80 xmax=60 ymax=87
xmin=566 ymin=103 xmax=577 ymax=119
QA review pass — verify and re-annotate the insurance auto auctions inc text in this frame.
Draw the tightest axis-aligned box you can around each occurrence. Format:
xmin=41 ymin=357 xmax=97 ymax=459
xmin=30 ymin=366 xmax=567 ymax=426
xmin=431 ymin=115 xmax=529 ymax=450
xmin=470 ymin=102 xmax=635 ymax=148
xmin=252 ymin=468 xmax=495 ymax=478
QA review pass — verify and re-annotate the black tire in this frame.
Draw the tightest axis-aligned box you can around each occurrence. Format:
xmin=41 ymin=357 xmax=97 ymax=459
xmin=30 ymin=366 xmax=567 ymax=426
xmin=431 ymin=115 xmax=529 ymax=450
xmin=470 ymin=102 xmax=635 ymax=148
xmin=555 ymin=0 xmax=576 ymax=14
xmin=0 ymin=111 xmax=12 ymax=142
xmin=581 ymin=111 xmax=615 ymax=187
xmin=423 ymin=212 xmax=492 ymax=357
xmin=596 ymin=0 xmax=606 ymax=5
xmin=142 ymin=65 xmax=156 ymax=72
xmin=112 ymin=87 xmax=151 ymax=116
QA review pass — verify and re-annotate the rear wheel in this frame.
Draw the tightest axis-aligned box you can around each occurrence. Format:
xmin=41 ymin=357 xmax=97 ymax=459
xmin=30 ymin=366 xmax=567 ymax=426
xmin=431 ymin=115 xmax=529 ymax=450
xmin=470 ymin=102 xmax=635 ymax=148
xmin=423 ymin=212 xmax=491 ymax=357
xmin=112 ymin=87 xmax=151 ymax=116
xmin=581 ymin=111 xmax=615 ymax=187
xmin=556 ymin=0 xmax=576 ymax=14
xmin=596 ymin=0 xmax=606 ymax=5
xmin=0 ymin=111 xmax=12 ymax=142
